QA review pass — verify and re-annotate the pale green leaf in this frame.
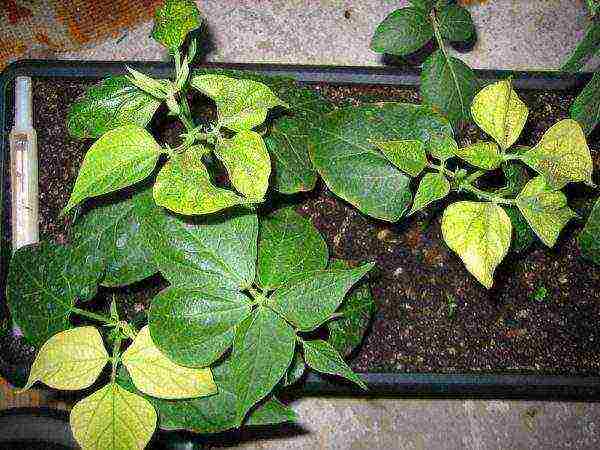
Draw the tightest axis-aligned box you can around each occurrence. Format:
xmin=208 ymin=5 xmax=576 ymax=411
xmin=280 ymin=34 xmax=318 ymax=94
xmin=64 ymin=125 xmax=161 ymax=213
xmin=372 ymin=139 xmax=427 ymax=177
xmin=437 ymin=5 xmax=475 ymax=42
xmin=571 ymin=72 xmax=600 ymax=136
xmin=454 ymin=141 xmax=503 ymax=170
xmin=149 ymin=285 xmax=252 ymax=367
xmin=190 ymin=74 xmax=287 ymax=131
xmin=122 ymin=325 xmax=217 ymax=399
xmin=521 ymin=119 xmax=593 ymax=188
xmin=516 ymin=176 xmax=576 ymax=247
xmin=269 ymin=262 xmax=375 ymax=331
xmin=215 ymin=131 xmax=271 ymax=200
xmin=421 ymin=50 xmax=479 ymax=125
xmin=409 ymin=172 xmax=450 ymax=215
xmin=257 ymin=207 xmax=328 ymax=290
xmin=151 ymin=0 xmax=202 ymax=52
xmin=302 ymin=339 xmax=367 ymax=390
xmin=441 ymin=201 xmax=512 ymax=288
xmin=70 ymin=383 xmax=157 ymax=450
xmin=427 ymin=132 xmax=457 ymax=161
xmin=471 ymin=79 xmax=529 ymax=151
xmin=370 ymin=8 xmax=433 ymax=56
xmin=22 ymin=327 xmax=108 ymax=391
xmin=579 ymin=198 xmax=600 ymax=265
xmin=153 ymin=146 xmax=245 ymax=215
xmin=232 ymin=307 xmax=296 ymax=421
xmin=67 ymin=76 xmax=161 ymax=140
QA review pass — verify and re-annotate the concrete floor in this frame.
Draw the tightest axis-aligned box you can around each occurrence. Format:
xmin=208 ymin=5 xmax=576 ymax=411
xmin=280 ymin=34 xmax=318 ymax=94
xmin=25 ymin=1 xmax=600 ymax=449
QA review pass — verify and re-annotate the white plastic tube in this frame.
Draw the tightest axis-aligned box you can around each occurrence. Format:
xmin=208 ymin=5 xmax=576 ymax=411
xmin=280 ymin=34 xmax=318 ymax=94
xmin=9 ymin=76 xmax=38 ymax=251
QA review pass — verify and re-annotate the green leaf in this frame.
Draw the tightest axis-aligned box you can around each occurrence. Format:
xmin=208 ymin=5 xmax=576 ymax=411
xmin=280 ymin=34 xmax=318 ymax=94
xmin=410 ymin=0 xmax=434 ymax=12
xmin=151 ymin=0 xmax=202 ymax=52
xmin=437 ymin=5 xmax=475 ymax=42
xmin=516 ymin=176 xmax=576 ymax=248
xmin=326 ymin=259 xmax=376 ymax=357
xmin=471 ymin=79 xmax=529 ymax=151
xmin=409 ymin=172 xmax=450 ymax=215
xmin=372 ymin=139 xmax=427 ymax=177
xmin=232 ymin=307 xmax=296 ymax=421
xmin=7 ymin=242 xmax=104 ymax=347
xmin=149 ymin=285 xmax=252 ymax=367
xmin=67 ymin=76 xmax=161 ymax=140
xmin=496 ymin=159 xmax=530 ymax=198
xmin=311 ymin=103 xmax=452 ymax=222
xmin=71 ymin=186 xmax=158 ymax=287
xmin=257 ymin=207 xmax=328 ymax=290
xmin=421 ymin=50 xmax=479 ymax=126
xmin=246 ymin=398 xmax=297 ymax=426
xmin=270 ymin=262 xmax=374 ymax=331
xmin=22 ymin=327 xmax=108 ymax=391
xmin=370 ymin=7 xmax=433 ymax=56
xmin=302 ymin=339 xmax=367 ymax=390
xmin=122 ymin=325 xmax=217 ymax=399
xmin=571 ymin=72 xmax=600 ymax=136
xmin=125 ymin=67 xmax=170 ymax=100
xmin=215 ymin=131 xmax=271 ymax=200
xmin=70 ymin=383 xmax=157 ymax=450
xmin=153 ymin=146 xmax=245 ymax=215
xmin=282 ymin=350 xmax=306 ymax=386
xmin=140 ymin=205 xmax=257 ymax=290
xmin=190 ymin=74 xmax=287 ymax=132
xmin=521 ymin=119 xmax=593 ymax=188
xmin=427 ymin=132 xmax=458 ymax=161
xmin=561 ymin=22 xmax=600 ymax=72
xmin=504 ymin=206 xmax=536 ymax=254
xmin=454 ymin=141 xmax=503 ymax=170
xmin=579 ymin=198 xmax=600 ymax=265
xmin=441 ymin=201 xmax=512 ymax=288
xmin=64 ymin=125 xmax=161 ymax=213
xmin=587 ymin=0 xmax=600 ymax=16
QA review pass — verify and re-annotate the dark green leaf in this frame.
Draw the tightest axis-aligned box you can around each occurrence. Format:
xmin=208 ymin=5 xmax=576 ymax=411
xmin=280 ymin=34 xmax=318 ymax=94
xmin=282 ymin=350 xmax=306 ymax=386
xmin=139 ymin=205 xmax=257 ymax=291
xmin=257 ymin=207 xmax=328 ymax=290
xmin=496 ymin=159 xmax=530 ymax=198
xmin=151 ymin=0 xmax=202 ymax=52
xmin=571 ymin=72 xmax=600 ymax=136
xmin=437 ymin=5 xmax=475 ymax=42
xmin=67 ymin=76 xmax=161 ymax=140
xmin=421 ymin=50 xmax=479 ymax=126
xmin=409 ymin=172 xmax=450 ymax=215
xmin=270 ymin=263 xmax=374 ymax=331
xmin=370 ymin=8 xmax=433 ymax=56
xmin=7 ymin=242 xmax=104 ymax=347
xmin=561 ymin=22 xmax=600 ymax=73
xmin=149 ymin=285 xmax=252 ymax=367
xmin=410 ymin=0 xmax=434 ymax=12
xmin=504 ymin=206 xmax=536 ymax=254
xmin=302 ymin=339 xmax=367 ymax=390
xmin=579 ymin=198 xmax=600 ymax=265
xmin=311 ymin=103 xmax=452 ymax=222
xmin=232 ymin=307 xmax=296 ymax=422
xmin=71 ymin=186 xmax=158 ymax=287
xmin=246 ymin=398 xmax=297 ymax=426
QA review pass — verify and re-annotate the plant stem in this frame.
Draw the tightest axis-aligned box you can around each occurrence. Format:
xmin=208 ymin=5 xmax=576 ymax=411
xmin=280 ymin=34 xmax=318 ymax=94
xmin=71 ymin=307 xmax=115 ymax=326
xmin=110 ymin=336 xmax=123 ymax=383
xmin=430 ymin=11 xmax=449 ymax=61
xmin=428 ymin=163 xmax=456 ymax=178
xmin=461 ymin=184 xmax=516 ymax=205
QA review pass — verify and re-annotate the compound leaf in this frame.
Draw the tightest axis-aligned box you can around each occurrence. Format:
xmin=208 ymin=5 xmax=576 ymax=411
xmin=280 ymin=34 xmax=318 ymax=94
xmin=409 ymin=172 xmax=450 ymax=215
xmin=151 ymin=0 xmax=202 ymax=52
xmin=370 ymin=7 xmax=433 ymax=56
xmin=441 ymin=201 xmax=512 ymax=288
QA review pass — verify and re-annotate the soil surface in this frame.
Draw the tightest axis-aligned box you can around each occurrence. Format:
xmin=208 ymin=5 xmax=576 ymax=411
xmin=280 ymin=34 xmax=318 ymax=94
xmin=3 ymin=76 xmax=599 ymax=375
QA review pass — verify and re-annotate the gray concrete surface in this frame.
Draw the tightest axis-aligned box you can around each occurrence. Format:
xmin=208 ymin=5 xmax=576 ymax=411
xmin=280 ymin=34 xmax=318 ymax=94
xmin=55 ymin=1 xmax=600 ymax=449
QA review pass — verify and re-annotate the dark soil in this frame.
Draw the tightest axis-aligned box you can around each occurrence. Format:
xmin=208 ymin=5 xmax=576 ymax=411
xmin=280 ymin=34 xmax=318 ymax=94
xmin=3 ymin=76 xmax=600 ymax=376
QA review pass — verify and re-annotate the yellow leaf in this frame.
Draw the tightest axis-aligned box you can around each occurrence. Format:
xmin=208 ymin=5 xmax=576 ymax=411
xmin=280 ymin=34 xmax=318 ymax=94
xmin=122 ymin=325 xmax=217 ymax=399
xmin=21 ymin=326 xmax=108 ymax=391
xmin=70 ymin=383 xmax=157 ymax=450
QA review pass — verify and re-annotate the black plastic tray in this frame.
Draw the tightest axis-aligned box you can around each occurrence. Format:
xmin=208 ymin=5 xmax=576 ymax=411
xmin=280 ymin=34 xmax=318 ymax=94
xmin=1 ymin=59 xmax=598 ymax=400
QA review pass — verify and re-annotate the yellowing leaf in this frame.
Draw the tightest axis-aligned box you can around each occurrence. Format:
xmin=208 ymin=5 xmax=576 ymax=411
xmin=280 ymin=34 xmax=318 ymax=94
xmin=151 ymin=0 xmax=202 ymax=52
xmin=22 ymin=326 xmax=108 ymax=391
xmin=122 ymin=326 xmax=217 ymax=400
xmin=521 ymin=119 xmax=593 ymax=189
xmin=190 ymin=74 xmax=287 ymax=131
xmin=471 ymin=79 xmax=529 ymax=151
xmin=372 ymin=139 xmax=427 ymax=177
xmin=216 ymin=131 xmax=271 ymax=200
xmin=153 ymin=147 xmax=245 ymax=215
xmin=442 ymin=201 xmax=512 ymax=288
xmin=454 ymin=141 xmax=503 ymax=170
xmin=409 ymin=172 xmax=450 ymax=215
xmin=516 ymin=176 xmax=576 ymax=247
xmin=70 ymin=383 xmax=157 ymax=450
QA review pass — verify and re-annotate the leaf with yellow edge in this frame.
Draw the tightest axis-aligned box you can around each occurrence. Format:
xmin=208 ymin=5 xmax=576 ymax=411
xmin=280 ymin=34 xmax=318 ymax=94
xmin=454 ymin=141 xmax=503 ymax=170
xmin=21 ymin=326 xmax=109 ymax=392
xmin=371 ymin=139 xmax=427 ymax=177
xmin=122 ymin=325 xmax=217 ymax=400
xmin=442 ymin=201 xmax=512 ymax=289
xmin=70 ymin=382 xmax=157 ymax=450
xmin=521 ymin=119 xmax=593 ymax=189
xmin=216 ymin=131 xmax=271 ymax=200
xmin=471 ymin=80 xmax=529 ymax=151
